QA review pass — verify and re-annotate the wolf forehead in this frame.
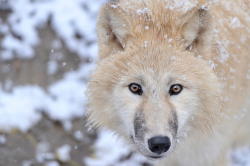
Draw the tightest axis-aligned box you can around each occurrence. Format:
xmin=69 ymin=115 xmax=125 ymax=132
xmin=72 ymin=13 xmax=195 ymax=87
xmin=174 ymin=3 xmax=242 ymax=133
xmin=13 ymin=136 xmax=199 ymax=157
xmin=96 ymin=50 xmax=208 ymax=82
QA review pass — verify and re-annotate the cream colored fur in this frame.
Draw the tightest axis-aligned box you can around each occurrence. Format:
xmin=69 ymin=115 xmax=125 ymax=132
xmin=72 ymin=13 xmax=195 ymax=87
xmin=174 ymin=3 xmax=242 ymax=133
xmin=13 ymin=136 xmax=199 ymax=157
xmin=87 ymin=0 xmax=250 ymax=165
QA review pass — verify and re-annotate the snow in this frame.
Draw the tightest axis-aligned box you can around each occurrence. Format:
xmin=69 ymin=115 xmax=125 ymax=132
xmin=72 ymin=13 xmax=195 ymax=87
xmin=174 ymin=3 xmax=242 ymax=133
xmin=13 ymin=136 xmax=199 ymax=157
xmin=47 ymin=60 xmax=58 ymax=75
xmin=1 ymin=35 xmax=34 ymax=60
xmin=165 ymin=0 xmax=198 ymax=12
xmin=217 ymin=40 xmax=231 ymax=63
xmin=36 ymin=142 xmax=54 ymax=163
xmin=0 ymin=86 xmax=44 ymax=132
xmin=22 ymin=160 xmax=33 ymax=166
xmin=137 ymin=8 xmax=150 ymax=15
xmin=1 ymin=0 xmax=105 ymax=60
xmin=0 ymin=135 xmax=6 ymax=144
xmin=0 ymin=66 xmax=93 ymax=132
xmin=0 ymin=73 xmax=87 ymax=132
xmin=0 ymin=58 xmax=95 ymax=131
xmin=46 ymin=75 xmax=86 ymax=121
xmin=74 ymin=130 xmax=84 ymax=141
xmin=45 ymin=161 xmax=60 ymax=166
xmin=208 ymin=60 xmax=217 ymax=70
xmin=145 ymin=26 xmax=150 ymax=30
xmin=56 ymin=144 xmax=72 ymax=162
xmin=230 ymin=17 xmax=243 ymax=29
xmin=232 ymin=147 xmax=250 ymax=166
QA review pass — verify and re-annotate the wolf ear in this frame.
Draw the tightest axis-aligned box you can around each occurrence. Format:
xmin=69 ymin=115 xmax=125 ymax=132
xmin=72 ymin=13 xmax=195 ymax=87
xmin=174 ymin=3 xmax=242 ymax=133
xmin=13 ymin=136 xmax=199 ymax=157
xmin=97 ymin=4 xmax=130 ymax=59
xmin=182 ymin=8 xmax=211 ymax=52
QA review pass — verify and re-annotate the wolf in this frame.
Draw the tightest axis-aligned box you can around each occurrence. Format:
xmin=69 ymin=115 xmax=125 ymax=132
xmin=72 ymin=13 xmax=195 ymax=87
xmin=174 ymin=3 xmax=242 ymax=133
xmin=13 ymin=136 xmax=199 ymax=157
xmin=86 ymin=0 xmax=250 ymax=165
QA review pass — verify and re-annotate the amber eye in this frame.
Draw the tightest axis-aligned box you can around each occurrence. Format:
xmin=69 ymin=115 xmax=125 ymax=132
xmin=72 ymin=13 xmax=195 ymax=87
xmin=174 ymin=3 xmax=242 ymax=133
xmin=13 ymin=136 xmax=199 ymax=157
xmin=169 ymin=84 xmax=183 ymax=96
xmin=128 ymin=83 xmax=143 ymax=95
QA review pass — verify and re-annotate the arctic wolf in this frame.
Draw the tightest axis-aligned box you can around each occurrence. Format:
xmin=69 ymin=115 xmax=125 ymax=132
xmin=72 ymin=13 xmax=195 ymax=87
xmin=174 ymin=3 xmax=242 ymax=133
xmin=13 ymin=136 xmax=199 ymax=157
xmin=87 ymin=0 xmax=250 ymax=165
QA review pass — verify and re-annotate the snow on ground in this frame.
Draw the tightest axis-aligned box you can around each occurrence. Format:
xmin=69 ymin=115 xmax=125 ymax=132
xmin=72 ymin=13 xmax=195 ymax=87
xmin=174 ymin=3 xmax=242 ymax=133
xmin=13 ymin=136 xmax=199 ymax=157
xmin=0 ymin=0 xmax=249 ymax=166
xmin=45 ymin=161 xmax=60 ymax=166
xmin=56 ymin=144 xmax=72 ymax=162
xmin=36 ymin=141 xmax=55 ymax=163
xmin=0 ymin=134 xmax=6 ymax=144
xmin=1 ymin=0 xmax=105 ymax=60
xmin=0 ymin=86 xmax=45 ymax=131
xmin=232 ymin=147 xmax=250 ymax=166
xmin=0 ymin=0 xmax=101 ymax=132
xmin=0 ymin=63 xmax=95 ymax=132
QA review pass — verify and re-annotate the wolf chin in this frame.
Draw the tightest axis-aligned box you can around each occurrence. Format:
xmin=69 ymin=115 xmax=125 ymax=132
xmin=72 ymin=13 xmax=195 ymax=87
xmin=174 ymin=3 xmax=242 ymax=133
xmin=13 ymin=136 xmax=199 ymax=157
xmin=87 ymin=0 xmax=250 ymax=165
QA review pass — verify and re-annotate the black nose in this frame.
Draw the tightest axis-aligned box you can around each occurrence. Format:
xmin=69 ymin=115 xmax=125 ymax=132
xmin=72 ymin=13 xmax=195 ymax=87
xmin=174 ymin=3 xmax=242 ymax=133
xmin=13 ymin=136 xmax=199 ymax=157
xmin=148 ymin=136 xmax=171 ymax=154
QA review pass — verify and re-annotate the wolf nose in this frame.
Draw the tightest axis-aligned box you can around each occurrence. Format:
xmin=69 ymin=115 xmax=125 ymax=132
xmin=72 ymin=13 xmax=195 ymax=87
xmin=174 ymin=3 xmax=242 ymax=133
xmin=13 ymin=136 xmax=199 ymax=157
xmin=148 ymin=136 xmax=171 ymax=154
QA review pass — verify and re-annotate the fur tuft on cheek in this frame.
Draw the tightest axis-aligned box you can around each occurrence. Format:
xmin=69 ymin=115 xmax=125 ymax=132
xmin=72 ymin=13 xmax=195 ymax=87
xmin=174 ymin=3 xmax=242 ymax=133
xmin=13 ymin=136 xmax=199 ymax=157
xmin=186 ymin=79 xmax=222 ymax=136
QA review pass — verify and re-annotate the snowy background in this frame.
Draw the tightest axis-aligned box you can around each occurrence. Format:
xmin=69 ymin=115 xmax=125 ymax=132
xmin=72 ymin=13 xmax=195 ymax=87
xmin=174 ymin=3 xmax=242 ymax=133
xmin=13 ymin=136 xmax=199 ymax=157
xmin=0 ymin=0 xmax=249 ymax=166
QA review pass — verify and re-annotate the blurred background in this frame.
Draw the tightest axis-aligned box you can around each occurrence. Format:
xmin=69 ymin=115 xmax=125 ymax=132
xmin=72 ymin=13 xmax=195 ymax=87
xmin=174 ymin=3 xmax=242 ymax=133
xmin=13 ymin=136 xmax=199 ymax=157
xmin=0 ymin=0 xmax=249 ymax=166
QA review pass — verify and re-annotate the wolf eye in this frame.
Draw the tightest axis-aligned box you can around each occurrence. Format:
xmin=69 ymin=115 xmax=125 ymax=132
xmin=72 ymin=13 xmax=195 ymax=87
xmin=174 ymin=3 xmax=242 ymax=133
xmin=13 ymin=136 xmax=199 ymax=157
xmin=128 ymin=83 xmax=143 ymax=95
xmin=169 ymin=84 xmax=183 ymax=96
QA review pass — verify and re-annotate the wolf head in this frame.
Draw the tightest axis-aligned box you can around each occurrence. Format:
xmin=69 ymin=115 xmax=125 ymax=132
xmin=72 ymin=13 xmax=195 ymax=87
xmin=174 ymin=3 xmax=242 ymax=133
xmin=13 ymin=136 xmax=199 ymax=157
xmin=87 ymin=0 xmax=221 ymax=160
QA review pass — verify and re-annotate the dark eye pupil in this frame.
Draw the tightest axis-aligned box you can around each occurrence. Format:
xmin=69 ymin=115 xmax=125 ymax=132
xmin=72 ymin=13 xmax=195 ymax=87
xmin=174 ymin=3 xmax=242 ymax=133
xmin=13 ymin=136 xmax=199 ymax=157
xmin=170 ymin=84 xmax=183 ymax=95
xmin=173 ymin=86 xmax=179 ymax=91
xmin=129 ymin=83 xmax=143 ymax=95
xmin=132 ymin=85 xmax=138 ymax=91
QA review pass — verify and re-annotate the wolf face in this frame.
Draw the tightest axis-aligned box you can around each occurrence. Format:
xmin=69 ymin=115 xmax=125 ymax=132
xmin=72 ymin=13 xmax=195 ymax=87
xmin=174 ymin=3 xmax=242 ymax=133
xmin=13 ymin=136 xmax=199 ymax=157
xmin=87 ymin=0 xmax=221 ymax=160
xmin=88 ymin=47 xmax=220 ymax=159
